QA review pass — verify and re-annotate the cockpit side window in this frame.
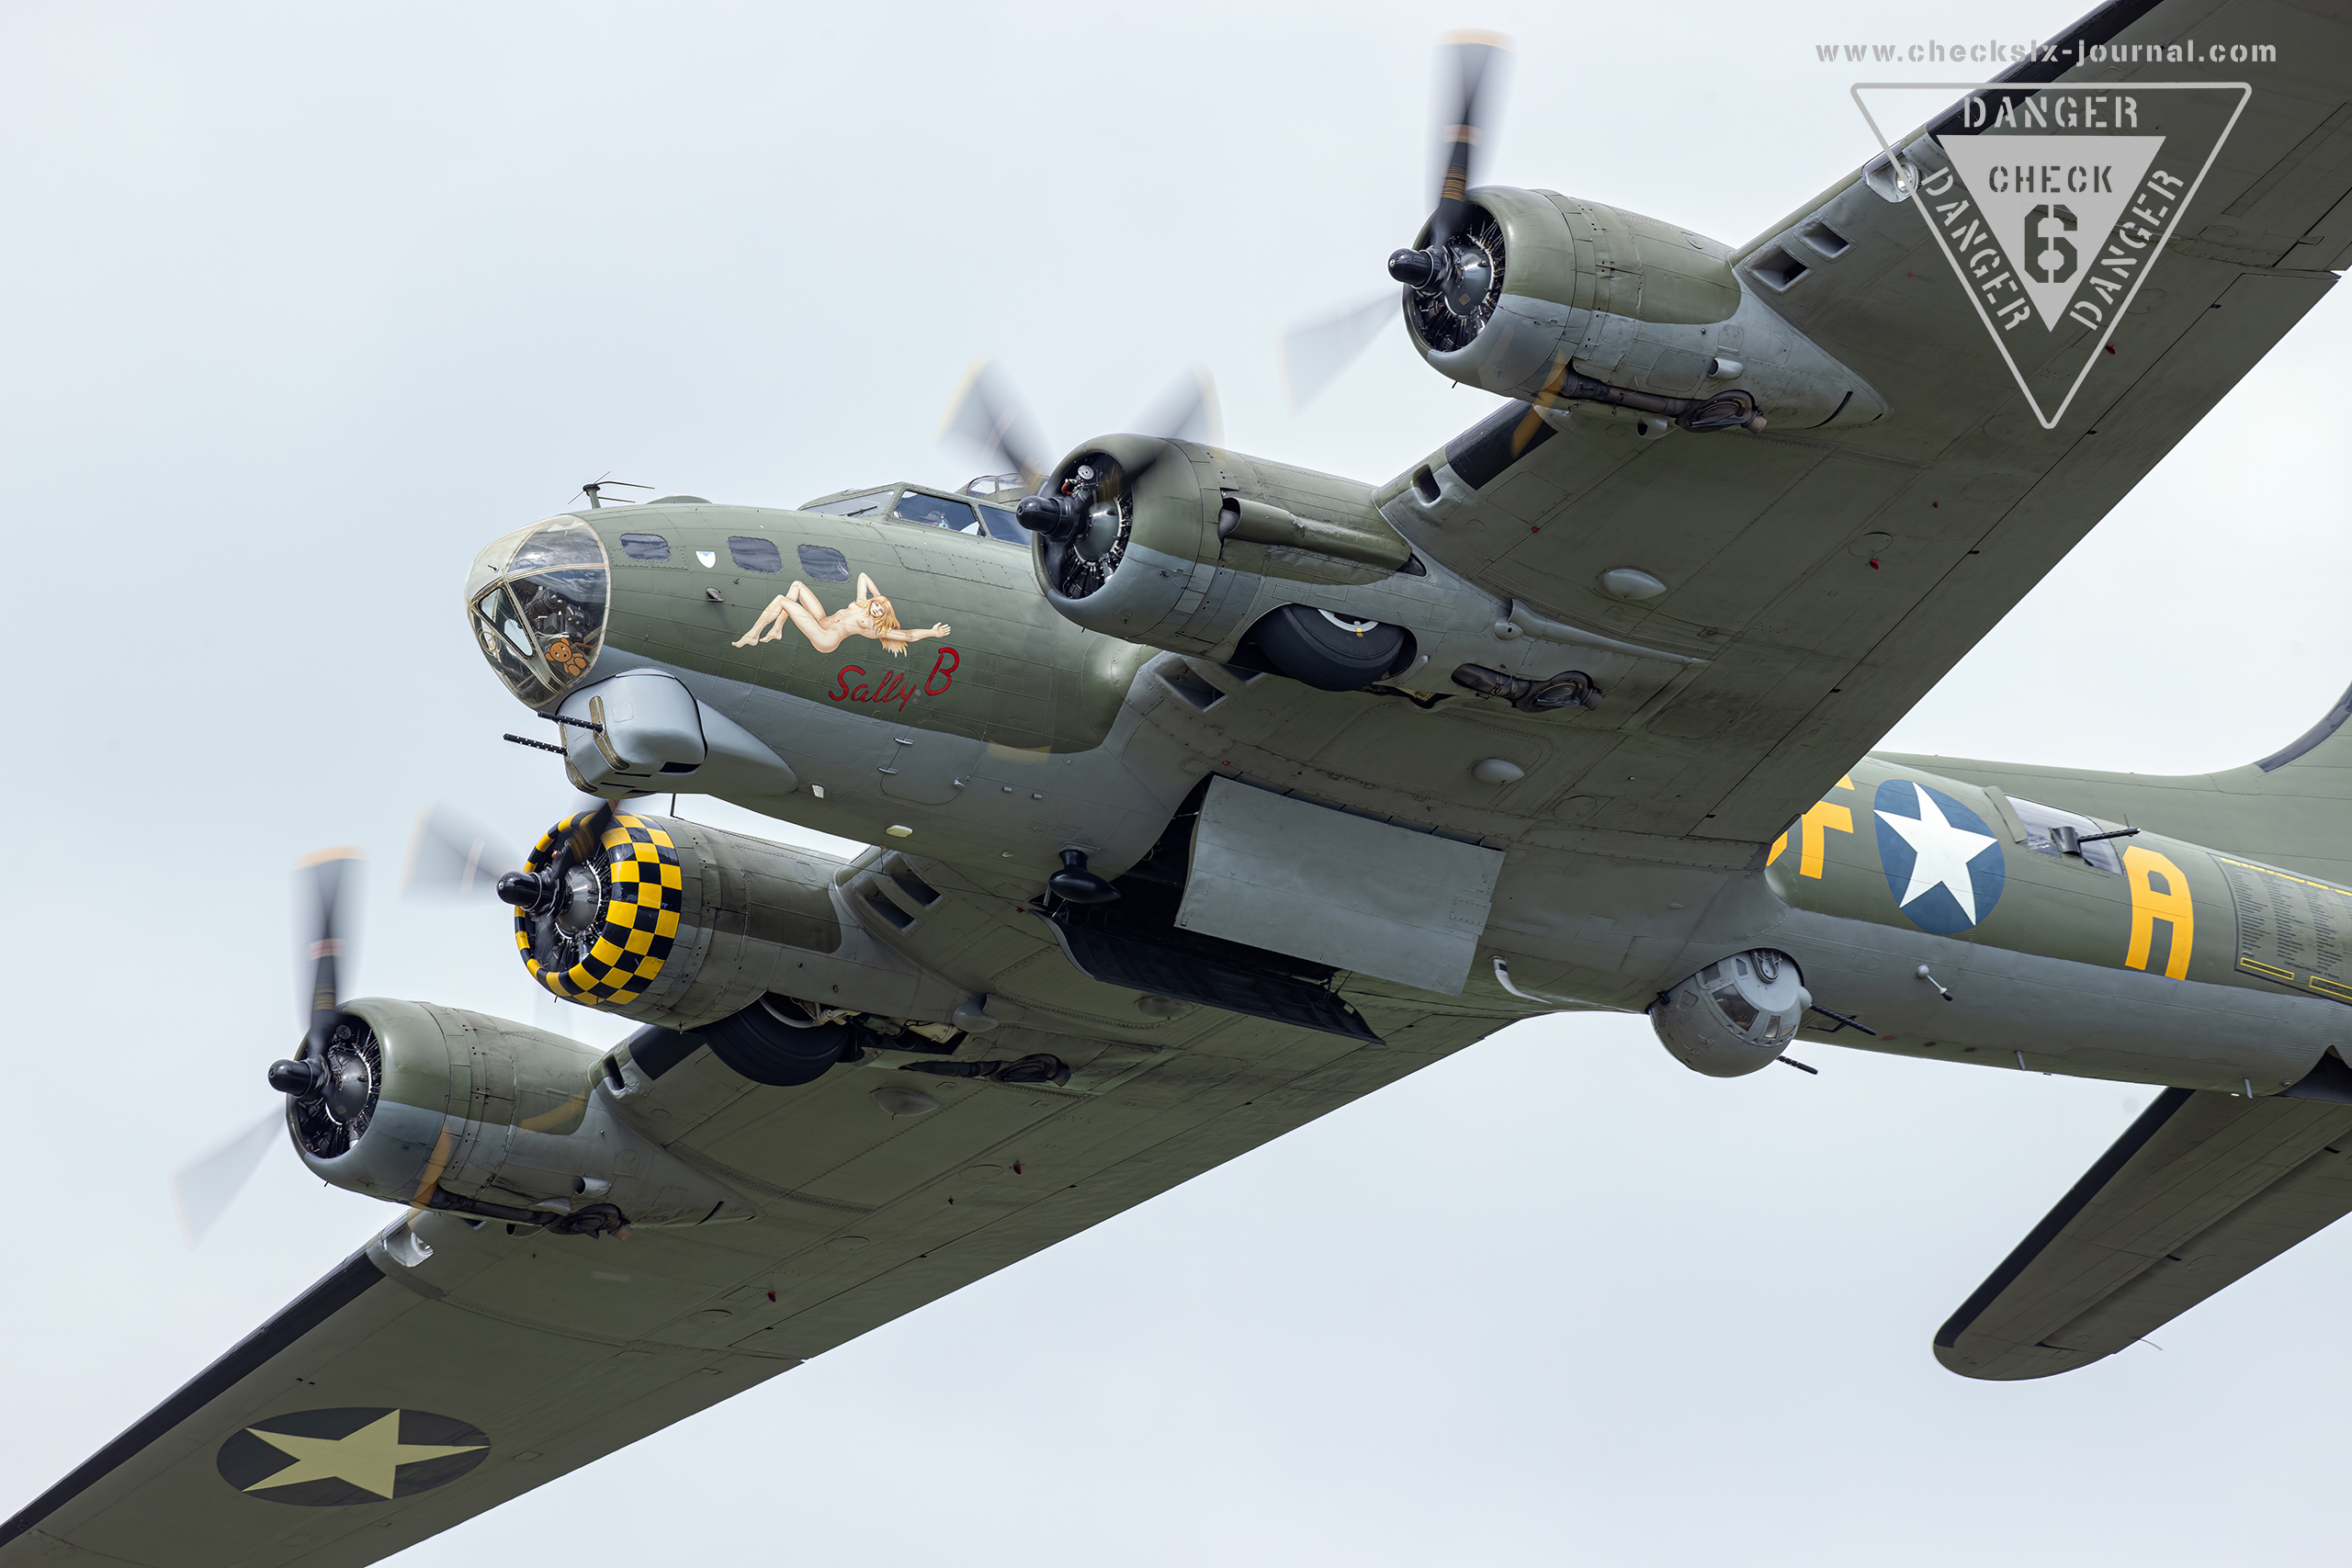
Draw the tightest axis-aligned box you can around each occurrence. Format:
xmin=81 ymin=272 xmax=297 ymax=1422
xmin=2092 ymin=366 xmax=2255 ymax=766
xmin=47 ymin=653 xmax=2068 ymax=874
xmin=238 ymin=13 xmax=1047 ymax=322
xmin=807 ymin=491 xmax=896 ymax=517
xmin=729 ymin=536 xmax=784 ymax=572
xmin=618 ymin=533 xmax=670 ymax=562
xmin=2011 ymin=796 xmax=2124 ymax=874
xmin=894 ymin=493 xmax=979 ymax=533
xmin=977 ymin=504 xmax=1026 ymax=543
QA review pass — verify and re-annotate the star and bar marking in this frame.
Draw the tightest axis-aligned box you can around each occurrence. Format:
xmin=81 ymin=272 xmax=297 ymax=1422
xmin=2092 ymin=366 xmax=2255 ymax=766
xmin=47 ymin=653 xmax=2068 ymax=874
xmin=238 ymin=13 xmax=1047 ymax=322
xmin=217 ymin=1407 xmax=492 ymax=1506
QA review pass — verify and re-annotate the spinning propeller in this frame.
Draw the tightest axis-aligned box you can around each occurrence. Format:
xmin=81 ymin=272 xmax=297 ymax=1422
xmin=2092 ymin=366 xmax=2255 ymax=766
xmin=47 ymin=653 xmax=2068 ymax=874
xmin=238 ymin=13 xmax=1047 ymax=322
xmin=172 ymin=799 xmax=615 ymax=1245
xmin=1385 ymin=32 xmax=1510 ymax=295
xmin=936 ymin=355 xmax=1222 ymax=542
xmin=409 ymin=795 xmax=618 ymax=975
xmin=170 ymin=848 xmax=367 ymax=1246
xmin=402 ymin=798 xmax=526 ymax=900
xmin=1278 ymin=31 xmax=1512 ymax=412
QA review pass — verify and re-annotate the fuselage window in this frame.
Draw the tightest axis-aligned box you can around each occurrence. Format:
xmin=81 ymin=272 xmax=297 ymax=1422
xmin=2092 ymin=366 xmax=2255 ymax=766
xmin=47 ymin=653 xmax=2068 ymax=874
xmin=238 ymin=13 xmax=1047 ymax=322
xmin=2011 ymin=796 xmax=2125 ymax=874
xmin=978 ymin=504 xmax=1025 ymax=543
xmin=618 ymin=533 xmax=671 ymax=562
xmin=729 ymin=536 xmax=784 ymax=573
xmin=895 ymin=493 xmax=979 ymax=533
xmin=807 ymin=491 xmax=894 ymax=517
xmin=797 ymin=544 xmax=853 ymax=582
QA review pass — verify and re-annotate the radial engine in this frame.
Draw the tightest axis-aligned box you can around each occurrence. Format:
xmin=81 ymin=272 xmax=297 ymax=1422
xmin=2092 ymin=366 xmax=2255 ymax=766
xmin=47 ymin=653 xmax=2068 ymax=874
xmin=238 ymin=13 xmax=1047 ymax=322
xmin=1388 ymin=186 xmax=1886 ymax=434
xmin=1006 ymin=436 xmax=1651 ymax=698
xmin=269 ymin=999 xmax=746 ymax=1237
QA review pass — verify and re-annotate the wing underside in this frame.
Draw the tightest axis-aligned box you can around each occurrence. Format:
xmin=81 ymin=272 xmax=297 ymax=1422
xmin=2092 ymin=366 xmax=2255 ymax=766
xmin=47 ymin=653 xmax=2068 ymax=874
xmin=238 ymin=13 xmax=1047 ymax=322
xmin=1 ymin=987 xmax=1514 ymax=1567
xmin=1380 ymin=0 xmax=2352 ymax=845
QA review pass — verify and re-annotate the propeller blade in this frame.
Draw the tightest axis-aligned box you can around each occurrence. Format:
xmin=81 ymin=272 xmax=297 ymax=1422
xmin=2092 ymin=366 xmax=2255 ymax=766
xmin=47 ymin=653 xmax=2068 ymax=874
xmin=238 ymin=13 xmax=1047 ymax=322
xmin=170 ymin=1109 xmax=284 ymax=1247
xmin=1280 ymin=294 xmax=1398 ymax=412
xmin=1429 ymin=31 xmax=1510 ymax=247
xmin=1129 ymin=366 xmax=1224 ymax=449
xmin=401 ymin=801 xmax=521 ymax=898
xmin=567 ymin=798 xmax=617 ymax=863
xmin=936 ymin=358 xmax=1055 ymax=491
xmin=295 ymin=847 xmax=361 ymax=1055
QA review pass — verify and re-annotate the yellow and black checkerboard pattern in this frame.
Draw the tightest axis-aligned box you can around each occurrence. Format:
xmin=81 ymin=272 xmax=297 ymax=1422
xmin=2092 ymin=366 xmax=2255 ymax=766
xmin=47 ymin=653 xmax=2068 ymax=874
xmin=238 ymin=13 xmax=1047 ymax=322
xmin=514 ymin=811 xmax=684 ymax=1007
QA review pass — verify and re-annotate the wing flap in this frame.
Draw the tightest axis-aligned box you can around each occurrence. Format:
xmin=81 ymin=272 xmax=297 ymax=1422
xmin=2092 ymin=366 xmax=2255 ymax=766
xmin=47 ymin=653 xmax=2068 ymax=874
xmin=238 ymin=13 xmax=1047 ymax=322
xmin=1936 ymin=1088 xmax=2352 ymax=1380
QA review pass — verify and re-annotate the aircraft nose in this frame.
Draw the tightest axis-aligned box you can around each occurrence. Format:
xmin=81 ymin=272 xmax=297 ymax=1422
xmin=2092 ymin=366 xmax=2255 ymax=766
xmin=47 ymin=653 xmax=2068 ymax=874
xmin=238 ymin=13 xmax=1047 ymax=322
xmin=463 ymin=516 xmax=612 ymax=705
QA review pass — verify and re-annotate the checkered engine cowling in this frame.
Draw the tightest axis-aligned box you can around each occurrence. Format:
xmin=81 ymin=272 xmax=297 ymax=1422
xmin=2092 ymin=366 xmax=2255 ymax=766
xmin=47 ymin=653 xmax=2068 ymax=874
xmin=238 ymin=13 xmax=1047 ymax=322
xmin=514 ymin=811 xmax=685 ymax=1008
xmin=512 ymin=810 xmax=849 ymax=1027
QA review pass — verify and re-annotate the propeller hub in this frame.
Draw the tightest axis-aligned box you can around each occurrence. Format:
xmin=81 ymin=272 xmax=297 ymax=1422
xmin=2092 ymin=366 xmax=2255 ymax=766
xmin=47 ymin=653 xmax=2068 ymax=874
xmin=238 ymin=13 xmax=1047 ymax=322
xmin=1013 ymin=494 xmax=1081 ymax=543
xmin=268 ymin=1058 xmax=324 ymax=1098
xmin=1387 ymin=248 xmax=1442 ymax=288
xmin=495 ymin=870 xmax=545 ymax=909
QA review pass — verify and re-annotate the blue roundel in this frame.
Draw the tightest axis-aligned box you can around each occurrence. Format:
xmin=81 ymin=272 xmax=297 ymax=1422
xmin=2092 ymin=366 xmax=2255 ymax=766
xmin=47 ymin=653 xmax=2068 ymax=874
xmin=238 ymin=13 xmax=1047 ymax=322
xmin=1872 ymin=778 xmax=2006 ymax=934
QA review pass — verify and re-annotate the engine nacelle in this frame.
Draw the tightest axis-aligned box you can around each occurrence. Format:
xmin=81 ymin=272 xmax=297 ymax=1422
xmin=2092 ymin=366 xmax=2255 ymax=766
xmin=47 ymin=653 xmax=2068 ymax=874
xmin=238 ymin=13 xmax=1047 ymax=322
xmin=1017 ymin=434 xmax=1630 ymax=695
xmin=1400 ymin=186 xmax=1885 ymax=434
xmin=290 ymin=998 xmax=748 ymax=1234
xmin=511 ymin=807 xmax=980 ymax=1039
xmin=1650 ymin=950 xmax=1812 ymax=1077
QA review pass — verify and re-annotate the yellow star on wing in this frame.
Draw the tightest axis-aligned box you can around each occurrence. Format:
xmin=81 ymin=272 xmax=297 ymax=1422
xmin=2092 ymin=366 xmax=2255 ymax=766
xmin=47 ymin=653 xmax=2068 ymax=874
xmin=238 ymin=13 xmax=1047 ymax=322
xmin=244 ymin=1410 xmax=485 ymax=1499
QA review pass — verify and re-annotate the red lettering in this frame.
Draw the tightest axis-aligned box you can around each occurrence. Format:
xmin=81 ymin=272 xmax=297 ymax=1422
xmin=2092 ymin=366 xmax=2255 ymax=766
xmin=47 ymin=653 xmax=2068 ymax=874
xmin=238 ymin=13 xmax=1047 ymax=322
xmin=875 ymin=671 xmax=903 ymax=705
xmin=924 ymin=646 xmax=960 ymax=696
xmin=831 ymin=665 xmax=864 ymax=702
xmin=852 ymin=683 xmax=872 ymax=703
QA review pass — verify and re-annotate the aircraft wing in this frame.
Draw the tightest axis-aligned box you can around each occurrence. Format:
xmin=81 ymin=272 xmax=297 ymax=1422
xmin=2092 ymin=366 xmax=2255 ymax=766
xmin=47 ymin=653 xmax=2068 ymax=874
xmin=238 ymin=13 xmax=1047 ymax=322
xmin=1397 ymin=0 xmax=2352 ymax=844
xmin=2 ymin=994 xmax=1510 ymax=1566
xmin=1935 ymin=1086 xmax=2352 ymax=1380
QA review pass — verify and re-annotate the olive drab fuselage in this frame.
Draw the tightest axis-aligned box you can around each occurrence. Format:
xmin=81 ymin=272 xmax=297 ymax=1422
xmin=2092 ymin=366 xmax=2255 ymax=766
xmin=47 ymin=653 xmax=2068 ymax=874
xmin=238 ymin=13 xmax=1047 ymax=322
xmin=460 ymin=493 xmax=2352 ymax=1103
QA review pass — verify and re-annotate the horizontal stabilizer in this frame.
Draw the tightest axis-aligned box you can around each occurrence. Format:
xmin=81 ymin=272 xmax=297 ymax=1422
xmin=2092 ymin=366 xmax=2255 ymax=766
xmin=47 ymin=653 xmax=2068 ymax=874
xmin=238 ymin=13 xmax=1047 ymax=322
xmin=1938 ymin=1086 xmax=2352 ymax=1380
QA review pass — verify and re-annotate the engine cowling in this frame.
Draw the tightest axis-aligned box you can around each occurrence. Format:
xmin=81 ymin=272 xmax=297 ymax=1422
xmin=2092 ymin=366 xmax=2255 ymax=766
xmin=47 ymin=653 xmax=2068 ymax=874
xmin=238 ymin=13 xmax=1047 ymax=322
xmin=1015 ymin=435 xmax=1613 ymax=696
xmin=512 ymin=807 xmax=849 ymax=1026
xmin=289 ymin=998 xmax=748 ymax=1233
xmin=1650 ymin=949 xmax=1812 ymax=1077
xmin=1398 ymin=186 xmax=1885 ymax=434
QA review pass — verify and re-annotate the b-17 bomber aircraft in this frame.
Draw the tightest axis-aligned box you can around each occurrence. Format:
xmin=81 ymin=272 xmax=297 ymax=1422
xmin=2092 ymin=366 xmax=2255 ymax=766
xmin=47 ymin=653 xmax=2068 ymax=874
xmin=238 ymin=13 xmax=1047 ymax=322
xmin=13 ymin=1 xmax=2352 ymax=1562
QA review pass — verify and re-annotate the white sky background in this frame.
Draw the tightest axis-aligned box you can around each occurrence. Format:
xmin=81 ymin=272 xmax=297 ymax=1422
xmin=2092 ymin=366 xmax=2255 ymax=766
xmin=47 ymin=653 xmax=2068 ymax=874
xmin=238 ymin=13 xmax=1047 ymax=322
xmin=2 ymin=2 xmax=2347 ymax=1563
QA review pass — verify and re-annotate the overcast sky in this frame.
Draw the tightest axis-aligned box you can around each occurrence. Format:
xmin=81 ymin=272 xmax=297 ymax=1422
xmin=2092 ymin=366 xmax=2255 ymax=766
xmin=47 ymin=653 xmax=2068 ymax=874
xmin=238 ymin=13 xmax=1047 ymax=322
xmin=5 ymin=3 xmax=2348 ymax=1564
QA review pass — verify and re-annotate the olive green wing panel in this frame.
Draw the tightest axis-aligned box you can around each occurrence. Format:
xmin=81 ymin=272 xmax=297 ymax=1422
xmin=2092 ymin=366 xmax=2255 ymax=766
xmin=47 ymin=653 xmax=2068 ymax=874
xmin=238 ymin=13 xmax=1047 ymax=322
xmin=1701 ymin=267 xmax=2335 ymax=841
xmin=0 ymin=1228 xmax=800 ymax=1568
xmin=1936 ymin=1087 xmax=2352 ymax=1381
xmin=1400 ymin=0 xmax=2352 ymax=842
xmin=6 ymin=996 xmax=1520 ymax=1568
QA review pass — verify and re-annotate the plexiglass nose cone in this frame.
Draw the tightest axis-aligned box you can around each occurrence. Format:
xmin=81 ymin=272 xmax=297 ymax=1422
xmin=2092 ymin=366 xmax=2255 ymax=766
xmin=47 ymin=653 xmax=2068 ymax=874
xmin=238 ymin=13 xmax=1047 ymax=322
xmin=465 ymin=517 xmax=611 ymax=705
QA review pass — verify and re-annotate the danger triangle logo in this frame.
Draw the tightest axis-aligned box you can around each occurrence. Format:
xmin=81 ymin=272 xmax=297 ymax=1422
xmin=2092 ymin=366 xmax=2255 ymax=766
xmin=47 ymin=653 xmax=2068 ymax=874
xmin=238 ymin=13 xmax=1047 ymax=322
xmin=1853 ymin=83 xmax=2250 ymax=428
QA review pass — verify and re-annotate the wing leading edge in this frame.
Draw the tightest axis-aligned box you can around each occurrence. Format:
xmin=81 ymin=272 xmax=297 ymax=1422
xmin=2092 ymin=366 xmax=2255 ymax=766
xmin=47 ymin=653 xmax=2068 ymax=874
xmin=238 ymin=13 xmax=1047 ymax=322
xmin=1937 ymin=1079 xmax=2352 ymax=1380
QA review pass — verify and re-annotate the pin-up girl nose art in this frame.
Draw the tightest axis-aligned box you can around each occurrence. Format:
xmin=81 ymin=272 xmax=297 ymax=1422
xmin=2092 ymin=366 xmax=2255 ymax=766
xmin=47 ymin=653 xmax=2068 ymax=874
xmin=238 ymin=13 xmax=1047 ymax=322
xmin=732 ymin=571 xmax=950 ymax=657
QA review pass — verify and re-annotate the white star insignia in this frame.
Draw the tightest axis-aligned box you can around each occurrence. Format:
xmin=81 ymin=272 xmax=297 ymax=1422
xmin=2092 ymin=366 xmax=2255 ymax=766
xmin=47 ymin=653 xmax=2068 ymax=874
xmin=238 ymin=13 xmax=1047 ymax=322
xmin=1879 ymin=782 xmax=1997 ymax=923
xmin=244 ymin=1410 xmax=485 ymax=1499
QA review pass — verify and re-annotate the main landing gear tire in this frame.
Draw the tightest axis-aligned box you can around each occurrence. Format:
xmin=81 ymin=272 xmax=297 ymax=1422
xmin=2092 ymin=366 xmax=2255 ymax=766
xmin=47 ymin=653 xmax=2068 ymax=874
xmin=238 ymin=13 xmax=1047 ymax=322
xmin=697 ymin=998 xmax=862 ymax=1087
xmin=1244 ymin=604 xmax=1412 ymax=692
